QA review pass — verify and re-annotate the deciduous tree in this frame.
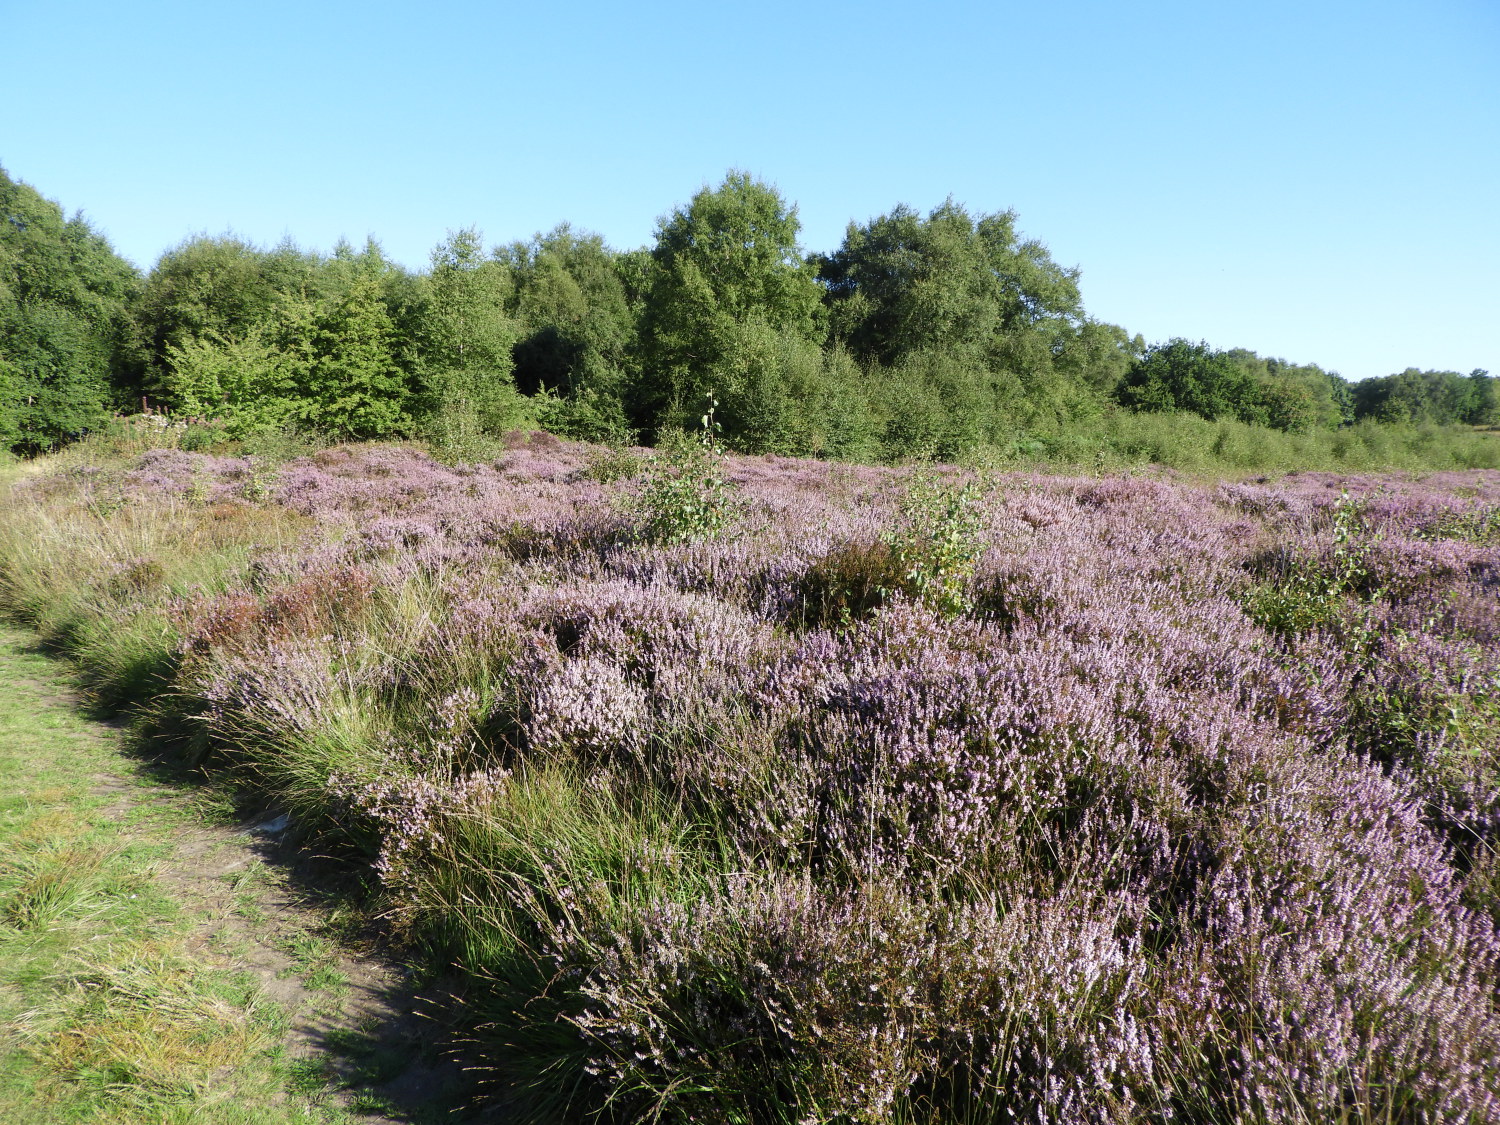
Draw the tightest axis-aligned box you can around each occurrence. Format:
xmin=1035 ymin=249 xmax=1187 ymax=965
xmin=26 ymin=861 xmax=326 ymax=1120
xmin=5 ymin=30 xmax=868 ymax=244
xmin=0 ymin=166 xmax=140 ymax=451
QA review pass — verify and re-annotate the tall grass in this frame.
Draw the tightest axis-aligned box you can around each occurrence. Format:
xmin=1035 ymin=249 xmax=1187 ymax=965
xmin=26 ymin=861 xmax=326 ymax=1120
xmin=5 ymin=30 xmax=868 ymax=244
xmin=1014 ymin=411 xmax=1500 ymax=474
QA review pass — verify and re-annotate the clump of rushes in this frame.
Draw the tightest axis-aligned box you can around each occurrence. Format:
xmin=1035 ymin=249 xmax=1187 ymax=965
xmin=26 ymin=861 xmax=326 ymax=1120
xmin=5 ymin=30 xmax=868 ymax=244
xmin=3 ymin=438 xmax=1500 ymax=1123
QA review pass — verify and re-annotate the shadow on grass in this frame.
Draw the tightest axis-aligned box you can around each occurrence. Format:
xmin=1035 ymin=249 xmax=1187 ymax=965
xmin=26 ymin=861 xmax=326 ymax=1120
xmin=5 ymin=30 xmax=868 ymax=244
xmin=243 ymin=825 xmax=479 ymax=1124
xmin=12 ymin=631 xmax=489 ymax=1124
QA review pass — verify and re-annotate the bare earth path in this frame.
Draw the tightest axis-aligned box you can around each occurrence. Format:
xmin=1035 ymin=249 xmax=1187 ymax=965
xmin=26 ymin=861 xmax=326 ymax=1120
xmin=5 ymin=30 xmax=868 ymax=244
xmin=0 ymin=625 xmax=463 ymax=1123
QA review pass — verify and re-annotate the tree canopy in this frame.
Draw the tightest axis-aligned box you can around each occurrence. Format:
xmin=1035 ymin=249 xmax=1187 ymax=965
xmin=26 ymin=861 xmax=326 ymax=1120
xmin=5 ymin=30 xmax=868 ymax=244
xmin=0 ymin=165 xmax=140 ymax=451
xmin=4 ymin=163 xmax=1491 ymax=462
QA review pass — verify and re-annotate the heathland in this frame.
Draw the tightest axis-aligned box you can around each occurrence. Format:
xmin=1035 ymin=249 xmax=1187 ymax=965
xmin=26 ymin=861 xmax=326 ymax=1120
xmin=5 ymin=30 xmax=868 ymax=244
xmin=1 ymin=423 xmax=1497 ymax=1123
xmin=4 ymin=159 xmax=1500 ymax=1122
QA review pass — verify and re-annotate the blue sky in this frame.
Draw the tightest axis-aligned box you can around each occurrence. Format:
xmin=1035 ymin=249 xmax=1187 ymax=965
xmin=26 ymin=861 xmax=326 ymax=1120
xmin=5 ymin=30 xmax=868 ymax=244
xmin=6 ymin=0 xmax=1497 ymax=381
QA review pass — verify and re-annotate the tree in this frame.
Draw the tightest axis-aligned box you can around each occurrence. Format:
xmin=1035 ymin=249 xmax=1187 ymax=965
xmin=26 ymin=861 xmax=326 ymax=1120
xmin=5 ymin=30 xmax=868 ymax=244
xmin=0 ymin=355 xmax=19 ymax=448
xmin=500 ymin=224 xmax=637 ymax=441
xmin=163 ymin=328 xmax=301 ymax=435
xmin=0 ymin=165 xmax=140 ymax=451
xmin=416 ymin=227 xmax=525 ymax=432
xmin=818 ymin=200 xmax=1083 ymax=369
xmin=1351 ymin=368 xmax=1482 ymax=426
xmin=1463 ymin=370 xmax=1497 ymax=426
xmin=297 ymin=274 xmax=410 ymax=438
xmin=636 ymin=172 xmax=826 ymax=442
xmin=1054 ymin=320 xmax=1143 ymax=398
xmin=1117 ymin=339 xmax=1267 ymax=424
xmin=134 ymin=234 xmax=310 ymax=402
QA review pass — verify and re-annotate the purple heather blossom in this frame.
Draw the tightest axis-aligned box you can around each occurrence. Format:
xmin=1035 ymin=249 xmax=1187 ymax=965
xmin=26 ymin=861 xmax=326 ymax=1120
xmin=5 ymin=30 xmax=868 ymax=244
xmin=16 ymin=438 xmax=1500 ymax=1122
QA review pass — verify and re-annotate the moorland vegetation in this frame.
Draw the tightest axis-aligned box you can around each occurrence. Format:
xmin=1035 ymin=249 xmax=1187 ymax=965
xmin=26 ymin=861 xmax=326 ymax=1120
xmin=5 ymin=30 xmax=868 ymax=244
xmin=1 ymin=423 xmax=1499 ymax=1122
xmin=3 ymin=163 xmax=1500 ymax=1123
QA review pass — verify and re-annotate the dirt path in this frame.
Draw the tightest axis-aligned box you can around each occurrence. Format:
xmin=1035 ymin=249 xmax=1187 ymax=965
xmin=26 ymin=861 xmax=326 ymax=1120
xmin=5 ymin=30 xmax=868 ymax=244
xmin=0 ymin=626 xmax=463 ymax=1122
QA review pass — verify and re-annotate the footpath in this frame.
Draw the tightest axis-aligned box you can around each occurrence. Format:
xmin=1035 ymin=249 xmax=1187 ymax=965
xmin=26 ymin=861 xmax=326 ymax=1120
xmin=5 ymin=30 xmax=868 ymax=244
xmin=0 ymin=625 xmax=458 ymax=1124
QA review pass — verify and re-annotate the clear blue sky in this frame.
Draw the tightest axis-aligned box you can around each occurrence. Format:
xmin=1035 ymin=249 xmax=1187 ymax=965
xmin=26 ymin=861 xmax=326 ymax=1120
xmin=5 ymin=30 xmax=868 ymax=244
xmin=6 ymin=0 xmax=1497 ymax=382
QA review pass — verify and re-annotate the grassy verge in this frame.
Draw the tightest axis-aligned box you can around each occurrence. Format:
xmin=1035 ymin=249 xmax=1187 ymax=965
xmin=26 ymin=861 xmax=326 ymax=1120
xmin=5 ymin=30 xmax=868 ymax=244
xmin=0 ymin=625 xmax=370 ymax=1123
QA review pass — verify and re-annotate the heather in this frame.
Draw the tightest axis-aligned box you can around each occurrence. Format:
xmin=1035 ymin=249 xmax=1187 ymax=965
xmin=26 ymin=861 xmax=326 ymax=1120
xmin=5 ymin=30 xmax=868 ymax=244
xmin=3 ymin=434 xmax=1500 ymax=1123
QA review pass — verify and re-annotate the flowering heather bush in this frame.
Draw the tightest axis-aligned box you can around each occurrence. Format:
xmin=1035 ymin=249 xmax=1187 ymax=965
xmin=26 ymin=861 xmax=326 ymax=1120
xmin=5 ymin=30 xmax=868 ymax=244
xmin=4 ymin=440 xmax=1500 ymax=1123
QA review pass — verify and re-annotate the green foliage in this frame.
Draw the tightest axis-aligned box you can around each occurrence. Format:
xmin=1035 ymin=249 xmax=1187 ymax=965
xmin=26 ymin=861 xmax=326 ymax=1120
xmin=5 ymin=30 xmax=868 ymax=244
xmin=1054 ymin=319 xmax=1144 ymax=398
xmin=818 ymin=199 xmax=1125 ymax=451
xmin=417 ymin=227 xmax=526 ymax=433
xmin=1349 ymin=632 xmax=1500 ymax=781
xmin=501 ymin=224 xmax=638 ymax=442
xmin=875 ymin=349 xmax=991 ymax=461
xmin=12 ymin=163 xmax=1497 ymax=477
xmin=297 ymin=274 xmax=411 ymax=439
xmin=133 ymin=233 xmax=318 ymax=401
xmin=660 ymin=317 xmax=854 ymax=456
xmin=139 ymin=232 xmax=430 ymax=442
xmin=883 ymin=474 xmax=987 ymax=617
xmin=1119 ymin=340 xmax=1397 ymax=436
xmin=162 ymin=328 xmax=301 ymax=436
xmin=820 ymin=200 xmax=1082 ymax=368
xmin=795 ymin=475 xmax=986 ymax=627
xmin=0 ymin=166 xmax=141 ymax=452
xmin=1417 ymin=503 xmax=1500 ymax=546
xmin=636 ymin=172 xmax=826 ymax=440
xmin=1242 ymin=493 xmax=1379 ymax=638
xmin=1223 ymin=348 xmax=1350 ymax=430
xmin=1351 ymin=366 xmax=1496 ymax=426
xmin=634 ymin=398 xmax=738 ymax=544
xmin=0 ymin=357 xmax=18 ymax=449
xmin=579 ymin=442 xmax=644 ymax=484
xmin=496 ymin=223 xmax=641 ymax=448
xmin=533 ymin=386 xmax=634 ymax=444
xmin=1118 ymin=338 xmax=1267 ymax=424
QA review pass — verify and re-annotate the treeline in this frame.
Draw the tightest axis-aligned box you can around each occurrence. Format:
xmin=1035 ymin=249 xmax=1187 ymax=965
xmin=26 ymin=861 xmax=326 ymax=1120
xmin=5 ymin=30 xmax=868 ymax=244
xmin=2 ymin=164 xmax=1493 ymax=458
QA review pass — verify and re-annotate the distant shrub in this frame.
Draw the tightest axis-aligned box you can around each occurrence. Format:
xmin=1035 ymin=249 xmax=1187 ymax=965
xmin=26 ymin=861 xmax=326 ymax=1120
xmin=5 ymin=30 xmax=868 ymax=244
xmin=580 ymin=443 xmax=643 ymax=484
xmin=423 ymin=397 xmax=506 ymax=466
xmin=1017 ymin=410 xmax=1500 ymax=475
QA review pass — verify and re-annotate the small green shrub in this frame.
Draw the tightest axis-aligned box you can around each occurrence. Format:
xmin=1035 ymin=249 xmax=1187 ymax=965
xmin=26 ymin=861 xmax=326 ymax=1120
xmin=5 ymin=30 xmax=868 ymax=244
xmin=795 ymin=538 xmax=908 ymax=628
xmin=237 ymin=424 xmax=330 ymax=464
xmin=884 ymin=475 xmax=987 ymax=618
xmin=424 ymin=398 xmax=506 ymax=466
xmin=635 ymin=398 xmax=738 ymax=544
xmin=1420 ymin=503 xmax=1500 ymax=545
xmin=581 ymin=443 xmax=644 ymax=484
xmin=797 ymin=476 xmax=987 ymax=627
xmin=1243 ymin=492 xmax=1380 ymax=639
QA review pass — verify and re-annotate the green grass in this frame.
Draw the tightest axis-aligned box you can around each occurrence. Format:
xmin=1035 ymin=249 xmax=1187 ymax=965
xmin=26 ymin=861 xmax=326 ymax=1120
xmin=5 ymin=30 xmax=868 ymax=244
xmin=0 ymin=626 xmax=361 ymax=1123
xmin=976 ymin=412 xmax=1500 ymax=476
